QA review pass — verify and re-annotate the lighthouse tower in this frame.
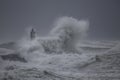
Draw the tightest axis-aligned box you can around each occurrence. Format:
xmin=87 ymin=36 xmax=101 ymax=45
xmin=30 ymin=28 xmax=36 ymax=40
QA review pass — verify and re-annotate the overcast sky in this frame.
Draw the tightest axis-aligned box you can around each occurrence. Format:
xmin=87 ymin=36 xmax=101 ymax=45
xmin=0 ymin=0 xmax=120 ymax=43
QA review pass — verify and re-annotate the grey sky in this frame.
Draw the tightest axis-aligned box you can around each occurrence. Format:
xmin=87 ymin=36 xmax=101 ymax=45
xmin=0 ymin=0 xmax=120 ymax=43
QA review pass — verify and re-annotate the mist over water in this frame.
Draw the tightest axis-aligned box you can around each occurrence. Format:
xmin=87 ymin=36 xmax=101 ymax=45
xmin=17 ymin=16 xmax=89 ymax=60
xmin=0 ymin=16 xmax=120 ymax=80
xmin=0 ymin=0 xmax=120 ymax=79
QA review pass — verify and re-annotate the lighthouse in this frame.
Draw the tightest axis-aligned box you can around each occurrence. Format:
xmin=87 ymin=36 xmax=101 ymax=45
xmin=30 ymin=28 xmax=36 ymax=40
